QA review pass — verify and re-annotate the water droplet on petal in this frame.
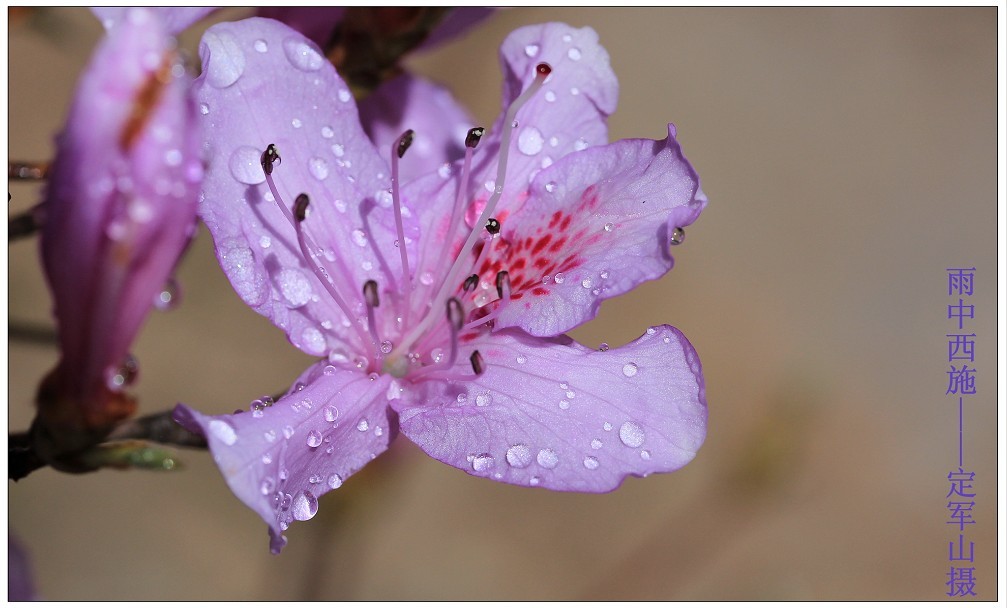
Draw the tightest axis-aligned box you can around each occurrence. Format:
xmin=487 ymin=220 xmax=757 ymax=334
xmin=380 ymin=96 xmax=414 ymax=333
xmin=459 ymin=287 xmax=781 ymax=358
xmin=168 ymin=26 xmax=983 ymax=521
xmin=356 ymin=418 xmax=369 ymax=432
xmin=308 ymin=157 xmax=329 ymax=180
xmin=524 ymin=43 xmax=540 ymax=57
xmin=599 ymin=343 xmax=609 ymax=351
xmin=640 ymin=449 xmax=652 ymax=460
xmin=506 ymin=444 xmax=533 ymax=468
xmin=619 ymin=421 xmax=646 ymax=448
xmin=282 ymin=425 xmax=295 ymax=439
xmin=277 ymin=268 xmax=313 ymax=307
xmin=544 ymin=90 xmax=557 ymax=103
xmin=351 ymin=229 xmax=368 ymax=247
xmin=260 ymin=477 xmax=275 ymax=495
xmin=475 ymin=393 xmax=493 ymax=407
xmin=228 ymin=146 xmax=266 ymax=185
xmin=516 ymin=354 xmax=527 ymax=364
xmin=603 ymin=422 xmax=613 ymax=432
xmin=581 ymin=278 xmax=593 ymax=289
xmin=553 ymin=273 xmax=565 ymax=284
xmin=328 ymin=473 xmax=343 ymax=489
xmin=517 ymin=126 xmax=544 ymax=156
xmin=471 ymin=453 xmax=495 ymax=472
xmin=208 ymin=419 xmax=237 ymax=446
xmin=324 ymin=405 xmax=339 ymax=422
xmin=253 ymin=39 xmax=268 ymax=53
xmin=529 ymin=476 xmax=541 ymax=486
xmin=574 ymin=138 xmax=589 ymax=151
xmin=283 ymin=37 xmax=324 ymax=71
xmin=670 ymin=226 xmax=686 ymax=246
xmin=199 ymin=102 xmax=209 ymax=115
xmin=380 ymin=340 xmax=393 ymax=354
xmin=338 ymin=89 xmax=351 ymax=103
xmin=291 ymin=490 xmax=318 ymax=521
xmin=306 ymin=430 xmax=323 ymax=448
xmin=622 ymin=362 xmax=639 ymax=377
xmin=320 ymin=125 xmax=334 ymax=139
xmin=583 ymin=456 xmax=599 ymax=470
xmin=537 ymin=448 xmax=559 ymax=469
xmin=567 ymin=47 xmax=582 ymax=61
xmin=301 ymin=327 xmax=326 ymax=355
xmin=591 ymin=439 xmax=603 ymax=450
xmin=558 ymin=399 xmax=570 ymax=410
xmin=544 ymin=181 xmax=557 ymax=193
xmin=202 ymin=31 xmax=245 ymax=88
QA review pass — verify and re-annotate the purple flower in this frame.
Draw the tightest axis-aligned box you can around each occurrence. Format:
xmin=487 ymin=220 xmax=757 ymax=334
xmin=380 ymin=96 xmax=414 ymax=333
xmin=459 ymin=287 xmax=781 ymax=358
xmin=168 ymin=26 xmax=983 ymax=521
xmin=175 ymin=18 xmax=707 ymax=553
xmin=37 ymin=8 xmax=201 ymax=443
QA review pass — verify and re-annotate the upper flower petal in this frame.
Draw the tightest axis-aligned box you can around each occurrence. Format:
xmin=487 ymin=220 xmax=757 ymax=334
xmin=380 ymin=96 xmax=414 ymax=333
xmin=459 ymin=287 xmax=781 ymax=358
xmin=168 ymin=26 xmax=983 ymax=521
xmin=486 ymin=124 xmax=706 ymax=336
xmin=174 ymin=361 xmax=397 ymax=553
xmin=358 ymin=74 xmax=475 ymax=184
xmin=463 ymin=23 xmax=618 ymax=221
xmin=195 ymin=18 xmax=411 ymax=357
xmin=40 ymin=7 xmax=200 ymax=423
xmin=91 ymin=7 xmax=214 ymax=35
xmin=392 ymin=325 xmax=706 ymax=492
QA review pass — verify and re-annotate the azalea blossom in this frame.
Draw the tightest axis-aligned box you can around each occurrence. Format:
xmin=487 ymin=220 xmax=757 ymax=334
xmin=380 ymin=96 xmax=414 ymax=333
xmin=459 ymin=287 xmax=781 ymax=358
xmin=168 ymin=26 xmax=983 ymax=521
xmin=175 ymin=17 xmax=707 ymax=553
xmin=35 ymin=8 xmax=200 ymax=461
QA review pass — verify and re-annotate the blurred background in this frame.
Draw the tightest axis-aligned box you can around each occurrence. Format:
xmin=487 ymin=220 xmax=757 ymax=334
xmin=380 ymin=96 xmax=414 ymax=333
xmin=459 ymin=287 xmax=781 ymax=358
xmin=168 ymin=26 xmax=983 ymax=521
xmin=6 ymin=7 xmax=998 ymax=600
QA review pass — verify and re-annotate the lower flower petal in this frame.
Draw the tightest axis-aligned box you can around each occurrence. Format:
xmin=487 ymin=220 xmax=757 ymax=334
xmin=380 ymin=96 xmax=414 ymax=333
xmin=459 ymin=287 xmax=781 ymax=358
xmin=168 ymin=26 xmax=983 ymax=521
xmin=174 ymin=362 xmax=396 ymax=553
xmin=392 ymin=325 xmax=706 ymax=492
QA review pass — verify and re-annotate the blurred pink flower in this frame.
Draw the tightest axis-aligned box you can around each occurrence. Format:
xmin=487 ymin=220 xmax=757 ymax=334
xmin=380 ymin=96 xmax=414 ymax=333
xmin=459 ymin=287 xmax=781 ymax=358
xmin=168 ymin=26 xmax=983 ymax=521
xmin=37 ymin=8 xmax=201 ymax=452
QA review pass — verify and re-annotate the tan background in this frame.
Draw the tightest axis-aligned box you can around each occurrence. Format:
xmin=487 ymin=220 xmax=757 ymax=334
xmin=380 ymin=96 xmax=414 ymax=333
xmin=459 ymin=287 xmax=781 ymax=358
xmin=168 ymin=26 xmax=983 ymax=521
xmin=7 ymin=7 xmax=998 ymax=600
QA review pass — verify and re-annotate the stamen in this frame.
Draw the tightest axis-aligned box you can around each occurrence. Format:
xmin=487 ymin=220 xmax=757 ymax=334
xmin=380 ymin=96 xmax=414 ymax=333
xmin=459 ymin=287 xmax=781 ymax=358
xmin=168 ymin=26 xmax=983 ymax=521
xmin=445 ymin=297 xmax=463 ymax=369
xmin=465 ymin=127 xmax=485 ymax=149
xmin=291 ymin=194 xmax=373 ymax=352
xmin=495 ymin=271 xmax=510 ymax=299
xmin=462 ymin=274 xmax=479 ymax=293
xmin=470 ymin=350 xmax=485 ymax=376
xmin=390 ymin=130 xmax=413 ymax=324
xmin=363 ymin=280 xmax=381 ymax=346
xmin=260 ymin=143 xmax=281 ymax=175
xmin=392 ymin=64 xmax=550 ymax=359
xmin=485 ymin=218 xmax=501 ymax=234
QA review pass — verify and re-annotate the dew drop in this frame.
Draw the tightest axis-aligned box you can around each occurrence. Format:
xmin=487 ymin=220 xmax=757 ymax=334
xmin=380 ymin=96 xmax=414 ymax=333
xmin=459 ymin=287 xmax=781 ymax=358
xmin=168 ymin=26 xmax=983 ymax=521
xmin=544 ymin=181 xmax=557 ymax=193
xmin=600 ymin=270 xmax=610 ymax=279
xmin=516 ymin=354 xmax=527 ymax=364
xmin=308 ymin=474 xmax=321 ymax=484
xmin=264 ymin=429 xmax=277 ymax=442
xmin=253 ymin=39 xmax=268 ymax=53
xmin=338 ymin=89 xmax=352 ymax=103
xmin=282 ymin=37 xmax=324 ymax=71
xmin=199 ymin=102 xmax=209 ymax=115
xmin=291 ymin=490 xmax=318 ymax=521
xmin=603 ymin=422 xmax=613 ymax=432
xmin=331 ymin=143 xmax=345 ymax=157
xmin=153 ymin=278 xmax=181 ymax=311
xmin=558 ymin=399 xmax=570 ymax=410
xmin=529 ymin=476 xmax=541 ymax=486
xmin=471 ymin=453 xmax=495 ymax=472
xmin=282 ymin=426 xmax=295 ymax=439
xmin=208 ymin=420 xmax=237 ymax=446
xmin=259 ymin=235 xmax=272 ymax=249
xmin=647 ymin=327 xmax=657 ymax=335
xmin=574 ymin=138 xmax=589 ymax=151
xmin=641 ymin=449 xmax=652 ymax=461
xmin=277 ymin=268 xmax=313 ymax=307
xmin=475 ymin=393 xmax=493 ymax=407
xmin=517 ymin=126 xmax=544 ymax=156
xmin=622 ymin=362 xmax=639 ymax=377
xmin=228 ymin=146 xmax=266 ymax=185
xmin=570 ymin=87 xmax=580 ymax=96
xmin=321 ymin=125 xmax=334 ymax=138
xmin=553 ymin=272 xmax=565 ymax=284
xmin=537 ymin=448 xmax=559 ymax=469
xmin=619 ymin=421 xmax=646 ymax=448
xmin=351 ymin=229 xmax=368 ymax=247
xmin=567 ymin=47 xmax=582 ymax=61
xmin=599 ymin=343 xmax=609 ymax=351
xmin=202 ymin=31 xmax=245 ymax=88
xmin=356 ymin=418 xmax=369 ymax=432
xmin=544 ymin=90 xmax=557 ymax=103
xmin=328 ymin=473 xmax=343 ymax=489
xmin=260 ymin=477 xmax=275 ymax=495
xmin=670 ymin=226 xmax=686 ymax=246
xmin=306 ymin=430 xmax=323 ymax=448
xmin=456 ymin=393 xmax=467 ymax=404
xmin=581 ymin=278 xmax=593 ymax=289
xmin=583 ymin=456 xmax=599 ymax=470
xmin=524 ymin=43 xmax=540 ymax=57
xmin=301 ymin=327 xmax=326 ymax=355
xmin=308 ymin=157 xmax=329 ymax=180
xmin=506 ymin=444 xmax=533 ymax=468
xmin=604 ymin=222 xmax=614 ymax=232
xmin=591 ymin=439 xmax=603 ymax=450
xmin=419 ymin=271 xmax=434 ymax=286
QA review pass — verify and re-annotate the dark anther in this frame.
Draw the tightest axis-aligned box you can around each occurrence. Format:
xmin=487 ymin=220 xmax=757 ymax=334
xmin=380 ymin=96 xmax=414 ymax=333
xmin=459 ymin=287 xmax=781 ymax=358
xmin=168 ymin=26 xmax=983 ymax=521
xmin=293 ymin=193 xmax=310 ymax=222
xmin=465 ymin=127 xmax=485 ymax=149
xmin=495 ymin=271 xmax=510 ymax=299
xmin=462 ymin=274 xmax=479 ymax=293
xmin=536 ymin=63 xmax=552 ymax=77
xmin=260 ymin=143 xmax=281 ymax=175
xmin=446 ymin=297 xmax=464 ymax=330
xmin=396 ymin=129 xmax=415 ymax=158
xmin=363 ymin=280 xmax=380 ymax=307
xmin=469 ymin=350 xmax=485 ymax=376
xmin=485 ymin=218 xmax=501 ymax=235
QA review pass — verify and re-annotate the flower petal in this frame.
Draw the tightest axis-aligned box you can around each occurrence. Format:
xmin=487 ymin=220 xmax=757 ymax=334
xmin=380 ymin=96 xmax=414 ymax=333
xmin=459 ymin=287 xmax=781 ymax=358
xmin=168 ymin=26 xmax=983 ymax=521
xmin=194 ymin=18 xmax=410 ymax=357
xmin=40 ymin=7 xmax=200 ymax=420
xmin=392 ymin=326 xmax=706 ymax=492
xmin=91 ymin=6 xmax=214 ymax=35
xmin=465 ymin=22 xmax=618 ymax=221
xmin=174 ymin=362 xmax=396 ymax=553
xmin=359 ymin=74 xmax=475 ymax=184
xmin=485 ymin=124 xmax=706 ymax=336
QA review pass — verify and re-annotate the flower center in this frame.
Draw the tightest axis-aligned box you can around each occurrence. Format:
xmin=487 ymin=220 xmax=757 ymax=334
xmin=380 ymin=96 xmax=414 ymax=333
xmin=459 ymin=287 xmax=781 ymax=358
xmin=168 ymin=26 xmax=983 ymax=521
xmin=261 ymin=62 xmax=552 ymax=382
